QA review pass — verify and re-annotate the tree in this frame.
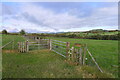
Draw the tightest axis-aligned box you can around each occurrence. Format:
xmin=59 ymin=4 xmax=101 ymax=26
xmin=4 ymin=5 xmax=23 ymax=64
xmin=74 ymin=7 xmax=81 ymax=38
xmin=2 ymin=29 xmax=8 ymax=34
xmin=20 ymin=29 xmax=26 ymax=35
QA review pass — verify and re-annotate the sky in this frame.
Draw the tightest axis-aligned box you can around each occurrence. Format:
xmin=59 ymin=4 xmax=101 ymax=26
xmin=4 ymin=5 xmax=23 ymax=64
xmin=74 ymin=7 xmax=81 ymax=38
xmin=0 ymin=2 xmax=118 ymax=33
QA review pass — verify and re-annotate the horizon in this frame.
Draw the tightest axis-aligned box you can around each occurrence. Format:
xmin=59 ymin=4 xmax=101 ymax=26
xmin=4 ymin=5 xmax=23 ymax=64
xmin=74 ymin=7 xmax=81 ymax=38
xmin=0 ymin=29 xmax=118 ymax=34
xmin=0 ymin=2 xmax=118 ymax=33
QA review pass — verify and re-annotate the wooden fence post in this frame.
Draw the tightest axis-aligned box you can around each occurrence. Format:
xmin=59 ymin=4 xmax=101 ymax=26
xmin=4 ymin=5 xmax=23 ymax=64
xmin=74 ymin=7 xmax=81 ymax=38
xmin=83 ymin=44 xmax=87 ymax=65
xmin=38 ymin=39 xmax=39 ymax=50
xmin=66 ymin=42 xmax=70 ymax=59
xmin=79 ymin=48 xmax=83 ymax=65
xmin=49 ymin=39 xmax=52 ymax=50
xmin=12 ymin=39 xmax=14 ymax=50
xmin=26 ymin=40 xmax=29 ymax=52
xmin=18 ymin=42 xmax=20 ymax=52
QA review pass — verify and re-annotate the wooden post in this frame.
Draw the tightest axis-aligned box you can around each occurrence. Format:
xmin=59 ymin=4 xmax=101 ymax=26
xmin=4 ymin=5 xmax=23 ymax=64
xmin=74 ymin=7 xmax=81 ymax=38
xmin=66 ymin=42 xmax=70 ymax=59
xmin=20 ymin=42 xmax=22 ymax=52
xmin=49 ymin=39 xmax=52 ymax=50
xmin=74 ymin=48 xmax=77 ymax=63
xmin=83 ymin=44 xmax=87 ymax=65
xmin=38 ymin=39 xmax=40 ymax=50
xmin=12 ymin=39 xmax=14 ymax=50
xmin=23 ymin=42 xmax=25 ymax=52
xmin=26 ymin=40 xmax=29 ymax=52
xmin=18 ymin=42 xmax=20 ymax=52
xmin=79 ymin=48 xmax=83 ymax=65
xmin=22 ymin=42 xmax=23 ymax=52
xmin=76 ymin=49 xmax=79 ymax=63
xmin=71 ymin=47 xmax=74 ymax=62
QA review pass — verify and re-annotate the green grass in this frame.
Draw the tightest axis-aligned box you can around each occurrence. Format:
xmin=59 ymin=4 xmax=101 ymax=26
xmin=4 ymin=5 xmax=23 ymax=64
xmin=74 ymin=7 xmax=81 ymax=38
xmin=2 ymin=50 xmax=113 ymax=78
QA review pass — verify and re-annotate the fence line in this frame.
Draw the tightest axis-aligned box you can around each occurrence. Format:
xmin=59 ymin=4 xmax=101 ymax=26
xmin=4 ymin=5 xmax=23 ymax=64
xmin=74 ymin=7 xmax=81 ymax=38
xmin=21 ymin=36 xmax=103 ymax=72
xmin=18 ymin=38 xmax=49 ymax=52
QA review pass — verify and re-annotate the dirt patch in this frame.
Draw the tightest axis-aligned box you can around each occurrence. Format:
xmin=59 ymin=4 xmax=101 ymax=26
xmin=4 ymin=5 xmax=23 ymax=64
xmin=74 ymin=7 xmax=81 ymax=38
xmin=74 ymin=43 xmax=82 ymax=47
xmin=64 ymin=60 xmax=78 ymax=66
xmin=2 ymin=50 xmax=18 ymax=53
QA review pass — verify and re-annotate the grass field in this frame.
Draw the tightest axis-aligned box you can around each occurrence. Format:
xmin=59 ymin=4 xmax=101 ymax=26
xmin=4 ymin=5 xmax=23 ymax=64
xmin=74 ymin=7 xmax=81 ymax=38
xmin=2 ymin=34 xmax=118 ymax=78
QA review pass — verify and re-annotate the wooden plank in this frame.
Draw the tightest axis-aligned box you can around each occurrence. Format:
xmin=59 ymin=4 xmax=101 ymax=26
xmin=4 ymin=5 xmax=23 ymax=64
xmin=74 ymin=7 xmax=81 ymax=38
xmin=83 ymin=44 xmax=87 ymax=65
xmin=12 ymin=39 xmax=14 ymax=50
xmin=76 ymin=49 xmax=79 ymax=63
xmin=87 ymin=49 xmax=103 ymax=73
xmin=23 ymin=42 xmax=25 ymax=52
xmin=21 ymin=42 xmax=23 ymax=53
xmin=79 ymin=48 xmax=83 ymax=65
xmin=22 ymin=42 xmax=23 ymax=53
xmin=38 ymin=40 xmax=40 ymax=50
xmin=29 ymin=44 xmax=48 ymax=46
xmin=71 ymin=47 xmax=74 ymax=62
xmin=1 ymin=41 xmax=13 ymax=49
xmin=66 ymin=42 xmax=70 ymax=59
xmin=26 ymin=40 xmax=29 ymax=52
xmin=50 ymin=39 xmax=52 ymax=50
xmin=52 ymin=41 xmax=66 ymax=47
xmin=52 ymin=49 xmax=66 ymax=58
xmin=52 ymin=40 xmax=66 ymax=43
xmin=28 ymin=42 xmax=37 ymax=44
xmin=18 ymin=42 xmax=20 ymax=52
xmin=19 ymin=42 xmax=21 ymax=52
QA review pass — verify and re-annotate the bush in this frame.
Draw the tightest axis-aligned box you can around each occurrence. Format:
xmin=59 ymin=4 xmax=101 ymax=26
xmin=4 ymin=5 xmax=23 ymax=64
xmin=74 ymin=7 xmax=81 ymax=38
xmin=2 ymin=29 xmax=8 ymax=34
xmin=19 ymin=29 xmax=26 ymax=35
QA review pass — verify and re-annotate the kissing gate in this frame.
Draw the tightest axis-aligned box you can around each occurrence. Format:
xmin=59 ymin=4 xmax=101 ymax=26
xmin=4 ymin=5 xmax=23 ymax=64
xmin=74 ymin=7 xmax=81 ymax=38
xmin=18 ymin=37 xmax=87 ymax=65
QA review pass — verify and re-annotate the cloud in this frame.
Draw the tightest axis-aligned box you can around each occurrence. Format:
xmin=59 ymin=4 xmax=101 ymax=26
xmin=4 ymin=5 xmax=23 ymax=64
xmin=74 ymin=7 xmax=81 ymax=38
xmin=1 ymin=2 xmax=118 ymax=33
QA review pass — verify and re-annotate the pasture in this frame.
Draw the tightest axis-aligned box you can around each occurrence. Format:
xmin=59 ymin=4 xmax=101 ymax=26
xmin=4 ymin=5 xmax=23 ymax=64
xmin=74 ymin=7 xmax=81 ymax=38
xmin=2 ymin=34 xmax=118 ymax=78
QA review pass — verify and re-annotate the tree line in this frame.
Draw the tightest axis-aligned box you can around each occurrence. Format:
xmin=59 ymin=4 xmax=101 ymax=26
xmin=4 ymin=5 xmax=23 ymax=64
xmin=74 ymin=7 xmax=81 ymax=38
xmin=1 ymin=29 xmax=119 ymax=40
xmin=1 ymin=29 xmax=26 ymax=35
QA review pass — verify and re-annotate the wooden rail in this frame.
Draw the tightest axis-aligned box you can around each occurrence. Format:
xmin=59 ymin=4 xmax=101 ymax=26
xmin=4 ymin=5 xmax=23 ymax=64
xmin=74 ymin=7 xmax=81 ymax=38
xmin=1 ymin=41 xmax=13 ymax=49
xmin=87 ymin=49 xmax=103 ymax=73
